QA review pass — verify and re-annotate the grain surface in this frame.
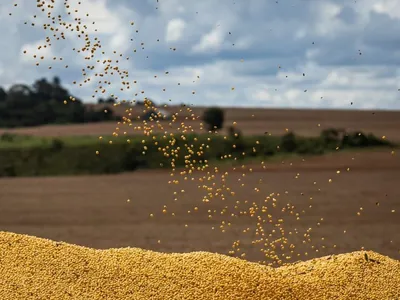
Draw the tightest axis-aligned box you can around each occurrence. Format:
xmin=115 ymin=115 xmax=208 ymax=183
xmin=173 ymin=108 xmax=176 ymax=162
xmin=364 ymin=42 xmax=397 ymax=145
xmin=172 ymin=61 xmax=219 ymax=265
xmin=0 ymin=231 xmax=399 ymax=299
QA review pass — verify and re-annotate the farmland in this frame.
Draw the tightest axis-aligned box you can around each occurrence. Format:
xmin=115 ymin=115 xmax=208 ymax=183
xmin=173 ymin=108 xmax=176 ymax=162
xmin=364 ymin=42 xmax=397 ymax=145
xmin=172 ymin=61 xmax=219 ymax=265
xmin=0 ymin=106 xmax=399 ymax=266
xmin=0 ymin=106 xmax=399 ymax=141
xmin=0 ymin=149 xmax=398 ymax=264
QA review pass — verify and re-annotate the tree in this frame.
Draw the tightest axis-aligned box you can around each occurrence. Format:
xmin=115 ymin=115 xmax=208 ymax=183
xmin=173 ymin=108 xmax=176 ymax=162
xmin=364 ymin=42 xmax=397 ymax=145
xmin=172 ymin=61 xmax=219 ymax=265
xmin=227 ymin=125 xmax=245 ymax=161
xmin=51 ymin=78 xmax=69 ymax=102
xmin=320 ymin=128 xmax=343 ymax=147
xmin=105 ymin=97 xmax=115 ymax=104
xmin=6 ymin=84 xmax=34 ymax=109
xmin=52 ymin=76 xmax=61 ymax=87
xmin=32 ymin=78 xmax=53 ymax=102
xmin=281 ymin=132 xmax=297 ymax=152
xmin=0 ymin=87 xmax=7 ymax=103
xmin=0 ymin=76 xmax=120 ymax=128
xmin=35 ymin=101 xmax=56 ymax=124
xmin=202 ymin=107 xmax=224 ymax=132
xmin=341 ymin=131 xmax=369 ymax=148
xmin=227 ymin=125 xmax=242 ymax=140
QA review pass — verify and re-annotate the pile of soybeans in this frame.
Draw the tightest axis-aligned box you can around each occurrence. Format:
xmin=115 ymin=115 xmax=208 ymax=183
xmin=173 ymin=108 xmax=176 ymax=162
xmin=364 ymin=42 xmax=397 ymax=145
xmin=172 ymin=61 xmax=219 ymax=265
xmin=0 ymin=232 xmax=399 ymax=299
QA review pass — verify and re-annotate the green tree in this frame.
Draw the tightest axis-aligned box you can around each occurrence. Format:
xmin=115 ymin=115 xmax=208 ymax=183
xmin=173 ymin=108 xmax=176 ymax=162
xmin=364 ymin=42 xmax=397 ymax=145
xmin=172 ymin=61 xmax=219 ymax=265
xmin=32 ymin=78 xmax=53 ymax=102
xmin=281 ymin=132 xmax=297 ymax=152
xmin=6 ymin=84 xmax=34 ymax=109
xmin=342 ymin=131 xmax=369 ymax=148
xmin=105 ymin=97 xmax=115 ymax=104
xmin=320 ymin=128 xmax=340 ymax=145
xmin=0 ymin=87 xmax=7 ymax=103
xmin=0 ymin=76 xmax=119 ymax=128
xmin=52 ymin=76 xmax=61 ymax=87
xmin=227 ymin=125 xmax=245 ymax=161
xmin=202 ymin=107 xmax=225 ymax=132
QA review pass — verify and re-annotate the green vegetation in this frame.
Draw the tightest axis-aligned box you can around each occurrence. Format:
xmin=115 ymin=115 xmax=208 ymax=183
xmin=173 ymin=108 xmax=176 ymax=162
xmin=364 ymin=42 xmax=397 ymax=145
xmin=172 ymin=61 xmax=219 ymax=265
xmin=0 ymin=77 xmax=120 ymax=128
xmin=0 ymin=129 xmax=394 ymax=177
xmin=202 ymin=107 xmax=225 ymax=132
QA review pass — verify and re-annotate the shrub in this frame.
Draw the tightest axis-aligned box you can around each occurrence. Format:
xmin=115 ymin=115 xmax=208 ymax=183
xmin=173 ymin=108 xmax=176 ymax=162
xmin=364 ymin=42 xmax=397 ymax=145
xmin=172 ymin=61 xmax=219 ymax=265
xmin=227 ymin=126 xmax=242 ymax=140
xmin=50 ymin=138 xmax=64 ymax=152
xmin=341 ymin=131 xmax=393 ymax=148
xmin=0 ymin=130 xmax=394 ymax=177
xmin=2 ymin=165 xmax=16 ymax=177
xmin=366 ymin=133 xmax=392 ymax=147
xmin=280 ymin=132 xmax=297 ymax=152
xmin=352 ymin=131 xmax=369 ymax=147
xmin=296 ymin=138 xmax=325 ymax=155
xmin=202 ymin=107 xmax=224 ymax=132
xmin=341 ymin=131 xmax=369 ymax=148
xmin=0 ymin=133 xmax=16 ymax=142
xmin=224 ymin=126 xmax=245 ymax=160
xmin=320 ymin=128 xmax=340 ymax=146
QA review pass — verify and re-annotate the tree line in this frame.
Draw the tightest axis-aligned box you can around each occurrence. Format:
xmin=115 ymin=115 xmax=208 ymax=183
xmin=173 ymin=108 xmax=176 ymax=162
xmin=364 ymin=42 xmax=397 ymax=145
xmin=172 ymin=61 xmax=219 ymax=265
xmin=0 ymin=76 xmax=119 ymax=128
xmin=0 ymin=128 xmax=394 ymax=177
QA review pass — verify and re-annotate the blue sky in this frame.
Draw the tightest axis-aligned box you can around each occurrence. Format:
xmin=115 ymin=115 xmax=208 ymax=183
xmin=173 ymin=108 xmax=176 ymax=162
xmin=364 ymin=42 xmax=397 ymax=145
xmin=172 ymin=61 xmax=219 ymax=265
xmin=1 ymin=0 xmax=400 ymax=109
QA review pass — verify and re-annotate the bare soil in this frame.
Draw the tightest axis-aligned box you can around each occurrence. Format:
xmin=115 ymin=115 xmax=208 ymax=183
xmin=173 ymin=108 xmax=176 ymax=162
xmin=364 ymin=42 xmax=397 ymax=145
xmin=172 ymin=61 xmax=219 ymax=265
xmin=1 ymin=107 xmax=399 ymax=141
xmin=0 ymin=149 xmax=399 ymax=264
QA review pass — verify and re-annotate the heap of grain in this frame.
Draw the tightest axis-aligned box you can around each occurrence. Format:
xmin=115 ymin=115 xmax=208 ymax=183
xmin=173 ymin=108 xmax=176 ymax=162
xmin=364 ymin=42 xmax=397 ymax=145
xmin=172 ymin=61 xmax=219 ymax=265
xmin=0 ymin=231 xmax=399 ymax=299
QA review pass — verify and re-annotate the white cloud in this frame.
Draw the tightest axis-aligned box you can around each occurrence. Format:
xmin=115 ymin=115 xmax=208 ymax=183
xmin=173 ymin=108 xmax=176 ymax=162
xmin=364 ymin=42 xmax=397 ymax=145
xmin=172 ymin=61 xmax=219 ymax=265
xmin=21 ymin=41 xmax=54 ymax=63
xmin=0 ymin=0 xmax=399 ymax=110
xmin=192 ymin=25 xmax=225 ymax=53
xmin=324 ymin=71 xmax=351 ymax=86
xmin=373 ymin=0 xmax=400 ymax=19
xmin=165 ymin=18 xmax=186 ymax=42
xmin=64 ymin=0 xmax=121 ymax=33
xmin=311 ymin=2 xmax=345 ymax=37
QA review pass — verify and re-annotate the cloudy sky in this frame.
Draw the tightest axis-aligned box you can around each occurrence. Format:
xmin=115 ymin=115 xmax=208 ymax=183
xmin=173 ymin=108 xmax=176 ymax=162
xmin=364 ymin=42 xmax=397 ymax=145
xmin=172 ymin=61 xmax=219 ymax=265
xmin=1 ymin=0 xmax=400 ymax=109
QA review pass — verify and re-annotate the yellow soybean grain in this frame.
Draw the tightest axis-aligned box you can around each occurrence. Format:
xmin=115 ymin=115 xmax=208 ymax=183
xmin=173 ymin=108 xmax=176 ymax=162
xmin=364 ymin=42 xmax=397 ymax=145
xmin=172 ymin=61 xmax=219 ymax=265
xmin=0 ymin=232 xmax=399 ymax=300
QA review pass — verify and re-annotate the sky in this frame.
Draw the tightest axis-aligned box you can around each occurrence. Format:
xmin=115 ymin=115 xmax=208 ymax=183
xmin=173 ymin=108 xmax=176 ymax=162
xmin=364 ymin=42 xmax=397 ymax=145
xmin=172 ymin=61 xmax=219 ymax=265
xmin=1 ymin=0 xmax=400 ymax=109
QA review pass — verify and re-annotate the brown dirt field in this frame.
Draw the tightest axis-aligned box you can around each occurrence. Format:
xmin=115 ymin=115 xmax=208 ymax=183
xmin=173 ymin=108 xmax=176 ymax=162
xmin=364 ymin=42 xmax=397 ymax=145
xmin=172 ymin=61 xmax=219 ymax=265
xmin=1 ymin=107 xmax=399 ymax=141
xmin=0 ymin=150 xmax=399 ymax=265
